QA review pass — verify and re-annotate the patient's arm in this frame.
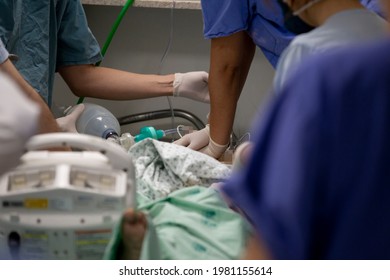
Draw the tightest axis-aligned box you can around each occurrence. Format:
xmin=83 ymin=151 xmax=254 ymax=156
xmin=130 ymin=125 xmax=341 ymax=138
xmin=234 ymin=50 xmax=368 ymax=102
xmin=243 ymin=234 xmax=272 ymax=260
xmin=119 ymin=209 xmax=147 ymax=260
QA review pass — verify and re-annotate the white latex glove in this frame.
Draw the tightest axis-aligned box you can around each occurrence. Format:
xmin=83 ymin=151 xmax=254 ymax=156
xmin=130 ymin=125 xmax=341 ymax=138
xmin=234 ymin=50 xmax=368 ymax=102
xmin=173 ymin=71 xmax=210 ymax=103
xmin=56 ymin=104 xmax=85 ymax=133
xmin=174 ymin=124 xmax=210 ymax=150
xmin=174 ymin=124 xmax=229 ymax=159
xmin=200 ymin=137 xmax=229 ymax=159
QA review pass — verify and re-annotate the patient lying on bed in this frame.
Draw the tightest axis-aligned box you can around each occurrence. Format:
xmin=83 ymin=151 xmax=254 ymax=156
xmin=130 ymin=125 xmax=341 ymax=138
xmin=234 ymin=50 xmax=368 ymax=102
xmin=103 ymin=139 xmax=252 ymax=260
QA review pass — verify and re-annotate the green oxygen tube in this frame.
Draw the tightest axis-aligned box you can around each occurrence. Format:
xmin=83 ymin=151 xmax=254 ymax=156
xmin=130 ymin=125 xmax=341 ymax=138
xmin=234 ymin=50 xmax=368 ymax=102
xmin=77 ymin=0 xmax=135 ymax=104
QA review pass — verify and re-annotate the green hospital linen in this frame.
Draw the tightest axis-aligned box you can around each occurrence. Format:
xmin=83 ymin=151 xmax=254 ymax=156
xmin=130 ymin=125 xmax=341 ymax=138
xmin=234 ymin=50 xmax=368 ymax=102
xmin=104 ymin=186 xmax=251 ymax=260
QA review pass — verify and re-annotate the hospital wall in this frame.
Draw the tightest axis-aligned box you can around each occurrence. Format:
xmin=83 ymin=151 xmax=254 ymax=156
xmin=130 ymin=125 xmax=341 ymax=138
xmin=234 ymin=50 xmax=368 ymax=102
xmin=53 ymin=5 xmax=275 ymax=140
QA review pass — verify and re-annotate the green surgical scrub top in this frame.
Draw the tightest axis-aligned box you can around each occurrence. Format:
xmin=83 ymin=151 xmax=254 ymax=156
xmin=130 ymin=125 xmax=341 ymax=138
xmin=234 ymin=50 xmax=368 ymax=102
xmin=0 ymin=0 xmax=103 ymax=107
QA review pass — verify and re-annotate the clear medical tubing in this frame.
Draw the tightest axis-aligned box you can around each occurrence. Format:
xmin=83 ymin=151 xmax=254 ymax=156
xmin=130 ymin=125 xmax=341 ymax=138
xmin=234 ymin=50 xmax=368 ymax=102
xmin=75 ymin=103 xmax=121 ymax=139
xmin=77 ymin=0 xmax=135 ymax=104
xmin=163 ymin=128 xmax=179 ymax=135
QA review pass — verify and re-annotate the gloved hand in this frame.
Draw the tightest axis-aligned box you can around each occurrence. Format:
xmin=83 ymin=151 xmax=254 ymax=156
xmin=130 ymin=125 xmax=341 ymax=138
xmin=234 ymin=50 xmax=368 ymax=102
xmin=174 ymin=124 xmax=210 ymax=150
xmin=174 ymin=124 xmax=229 ymax=159
xmin=56 ymin=104 xmax=85 ymax=133
xmin=200 ymin=137 xmax=229 ymax=159
xmin=173 ymin=71 xmax=210 ymax=103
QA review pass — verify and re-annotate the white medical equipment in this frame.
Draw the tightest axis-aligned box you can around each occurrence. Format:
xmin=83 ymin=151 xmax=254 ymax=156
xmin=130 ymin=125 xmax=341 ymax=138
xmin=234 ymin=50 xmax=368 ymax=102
xmin=0 ymin=133 xmax=135 ymax=260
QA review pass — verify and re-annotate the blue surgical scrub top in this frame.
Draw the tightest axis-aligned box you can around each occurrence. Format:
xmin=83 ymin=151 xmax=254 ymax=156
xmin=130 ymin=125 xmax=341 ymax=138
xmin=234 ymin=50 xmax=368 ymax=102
xmin=222 ymin=38 xmax=390 ymax=259
xmin=201 ymin=0 xmax=383 ymax=67
xmin=0 ymin=0 xmax=102 ymax=107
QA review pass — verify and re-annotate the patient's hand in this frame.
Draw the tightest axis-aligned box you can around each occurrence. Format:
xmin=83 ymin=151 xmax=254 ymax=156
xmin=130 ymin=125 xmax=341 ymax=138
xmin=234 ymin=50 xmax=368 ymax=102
xmin=119 ymin=209 xmax=147 ymax=260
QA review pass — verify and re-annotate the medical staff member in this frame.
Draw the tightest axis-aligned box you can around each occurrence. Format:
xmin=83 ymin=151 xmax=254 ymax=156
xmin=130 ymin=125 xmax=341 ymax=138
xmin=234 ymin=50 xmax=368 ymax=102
xmin=175 ymin=0 xmax=384 ymax=159
xmin=0 ymin=39 xmax=61 ymax=134
xmin=0 ymin=42 xmax=40 ymax=174
xmin=0 ymin=0 xmax=209 ymax=133
xmin=222 ymin=1 xmax=390 ymax=258
xmin=273 ymin=0 xmax=387 ymax=92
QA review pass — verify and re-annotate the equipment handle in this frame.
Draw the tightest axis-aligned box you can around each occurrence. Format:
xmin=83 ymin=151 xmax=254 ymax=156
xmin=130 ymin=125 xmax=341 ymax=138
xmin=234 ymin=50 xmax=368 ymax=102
xmin=26 ymin=133 xmax=134 ymax=174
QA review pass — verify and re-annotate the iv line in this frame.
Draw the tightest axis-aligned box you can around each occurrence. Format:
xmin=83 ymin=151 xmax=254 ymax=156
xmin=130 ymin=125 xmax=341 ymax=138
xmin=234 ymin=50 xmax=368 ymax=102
xmin=158 ymin=0 xmax=177 ymax=142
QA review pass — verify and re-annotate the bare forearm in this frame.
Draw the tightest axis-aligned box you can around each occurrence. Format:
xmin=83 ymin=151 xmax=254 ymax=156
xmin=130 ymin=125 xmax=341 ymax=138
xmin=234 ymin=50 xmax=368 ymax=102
xmin=59 ymin=65 xmax=174 ymax=100
xmin=209 ymin=67 xmax=239 ymax=145
xmin=0 ymin=59 xmax=60 ymax=134
xmin=208 ymin=32 xmax=256 ymax=145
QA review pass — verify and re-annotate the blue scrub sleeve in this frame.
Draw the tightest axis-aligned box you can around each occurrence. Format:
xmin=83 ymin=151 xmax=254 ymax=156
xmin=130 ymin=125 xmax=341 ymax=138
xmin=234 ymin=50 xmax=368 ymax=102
xmin=201 ymin=0 xmax=250 ymax=38
xmin=361 ymin=0 xmax=386 ymax=18
xmin=56 ymin=0 xmax=102 ymax=68
xmin=200 ymin=0 xmax=294 ymax=67
xmin=0 ymin=39 xmax=9 ymax=64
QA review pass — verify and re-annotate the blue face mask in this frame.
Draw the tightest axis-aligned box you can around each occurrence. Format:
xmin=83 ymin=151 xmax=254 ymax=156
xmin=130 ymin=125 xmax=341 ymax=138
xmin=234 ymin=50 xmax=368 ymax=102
xmin=277 ymin=0 xmax=315 ymax=34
